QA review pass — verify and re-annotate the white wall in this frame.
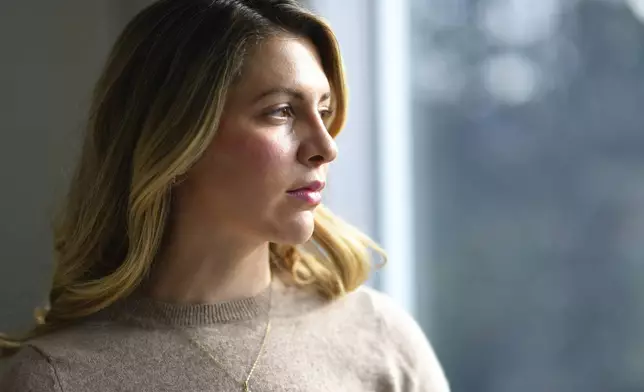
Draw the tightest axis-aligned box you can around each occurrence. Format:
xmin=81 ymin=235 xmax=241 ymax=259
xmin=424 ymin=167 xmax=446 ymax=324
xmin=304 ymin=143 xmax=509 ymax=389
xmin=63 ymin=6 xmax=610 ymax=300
xmin=312 ymin=0 xmax=418 ymax=312
xmin=309 ymin=0 xmax=378 ymax=241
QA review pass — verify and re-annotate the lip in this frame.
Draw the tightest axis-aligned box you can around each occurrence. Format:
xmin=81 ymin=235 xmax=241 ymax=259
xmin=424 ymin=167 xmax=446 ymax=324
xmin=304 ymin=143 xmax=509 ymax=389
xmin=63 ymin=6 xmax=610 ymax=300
xmin=287 ymin=180 xmax=325 ymax=193
xmin=286 ymin=180 xmax=325 ymax=205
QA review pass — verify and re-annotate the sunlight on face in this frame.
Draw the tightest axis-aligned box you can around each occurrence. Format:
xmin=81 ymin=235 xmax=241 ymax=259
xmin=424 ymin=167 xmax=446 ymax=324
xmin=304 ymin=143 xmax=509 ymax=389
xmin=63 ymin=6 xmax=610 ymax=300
xmin=175 ymin=34 xmax=338 ymax=245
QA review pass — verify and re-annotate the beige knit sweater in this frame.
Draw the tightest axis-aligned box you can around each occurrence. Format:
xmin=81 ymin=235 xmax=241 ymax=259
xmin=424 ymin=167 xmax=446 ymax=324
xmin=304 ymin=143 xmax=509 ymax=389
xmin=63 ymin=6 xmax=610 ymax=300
xmin=0 ymin=279 xmax=449 ymax=392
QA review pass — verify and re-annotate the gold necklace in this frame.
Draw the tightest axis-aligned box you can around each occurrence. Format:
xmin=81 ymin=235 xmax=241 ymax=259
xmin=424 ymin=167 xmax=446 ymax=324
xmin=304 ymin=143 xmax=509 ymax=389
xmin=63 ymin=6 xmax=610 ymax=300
xmin=184 ymin=285 xmax=273 ymax=392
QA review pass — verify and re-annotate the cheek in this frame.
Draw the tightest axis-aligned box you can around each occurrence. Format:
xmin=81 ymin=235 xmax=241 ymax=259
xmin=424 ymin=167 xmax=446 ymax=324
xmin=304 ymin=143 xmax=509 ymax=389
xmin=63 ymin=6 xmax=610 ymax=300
xmin=223 ymin=133 xmax=288 ymax=169
xmin=206 ymin=129 xmax=295 ymax=189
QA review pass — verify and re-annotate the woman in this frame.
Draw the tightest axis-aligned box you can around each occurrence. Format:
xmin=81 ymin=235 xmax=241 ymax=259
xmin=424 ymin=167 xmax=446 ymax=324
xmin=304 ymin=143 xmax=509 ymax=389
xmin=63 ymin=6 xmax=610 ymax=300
xmin=0 ymin=0 xmax=449 ymax=390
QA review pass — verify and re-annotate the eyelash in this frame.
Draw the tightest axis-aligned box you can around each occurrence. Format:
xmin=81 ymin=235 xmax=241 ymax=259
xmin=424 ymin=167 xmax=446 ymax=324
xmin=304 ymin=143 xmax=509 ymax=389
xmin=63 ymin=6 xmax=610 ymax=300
xmin=319 ymin=108 xmax=334 ymax=120
xmin=270 ymin=106 xmax=295 ymax=118
xmin=269 ymin=106 xmax=334 ymax=120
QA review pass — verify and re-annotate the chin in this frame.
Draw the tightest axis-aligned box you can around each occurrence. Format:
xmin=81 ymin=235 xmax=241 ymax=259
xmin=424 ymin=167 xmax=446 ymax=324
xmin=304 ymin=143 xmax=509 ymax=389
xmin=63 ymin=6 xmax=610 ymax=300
xmin=272 ymin=212 xmax=316 ymax=245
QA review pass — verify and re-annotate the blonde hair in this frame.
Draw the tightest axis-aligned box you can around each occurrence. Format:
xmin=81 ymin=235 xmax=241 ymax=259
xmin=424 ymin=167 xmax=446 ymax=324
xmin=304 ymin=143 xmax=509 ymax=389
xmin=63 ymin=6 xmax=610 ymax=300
xmin=0 ymin=0 xmax=383 ymax=356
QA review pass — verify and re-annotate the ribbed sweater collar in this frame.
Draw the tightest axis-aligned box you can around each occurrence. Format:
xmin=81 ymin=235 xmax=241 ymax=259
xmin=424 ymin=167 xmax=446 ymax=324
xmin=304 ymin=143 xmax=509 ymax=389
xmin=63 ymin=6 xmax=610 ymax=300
xmin=99 ymin=282 xmax=274 ymax=327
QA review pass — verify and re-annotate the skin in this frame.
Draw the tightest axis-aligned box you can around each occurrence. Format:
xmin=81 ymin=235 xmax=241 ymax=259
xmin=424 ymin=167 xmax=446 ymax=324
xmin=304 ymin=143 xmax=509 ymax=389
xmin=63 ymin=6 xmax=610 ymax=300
xmin=146 ymin=34 xmax=338 ymax=304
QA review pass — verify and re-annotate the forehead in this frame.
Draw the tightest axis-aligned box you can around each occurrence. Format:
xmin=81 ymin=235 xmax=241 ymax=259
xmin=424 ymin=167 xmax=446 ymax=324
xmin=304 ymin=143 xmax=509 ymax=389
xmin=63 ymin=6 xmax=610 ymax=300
xmin=231 ymin=35 xmax=331 ymax=98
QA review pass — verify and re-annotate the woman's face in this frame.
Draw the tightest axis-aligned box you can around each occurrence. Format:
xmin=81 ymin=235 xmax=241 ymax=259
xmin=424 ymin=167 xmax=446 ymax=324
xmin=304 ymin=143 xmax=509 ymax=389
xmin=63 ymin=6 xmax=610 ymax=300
xmin=174 ymin=35 xmax=338 ymax=245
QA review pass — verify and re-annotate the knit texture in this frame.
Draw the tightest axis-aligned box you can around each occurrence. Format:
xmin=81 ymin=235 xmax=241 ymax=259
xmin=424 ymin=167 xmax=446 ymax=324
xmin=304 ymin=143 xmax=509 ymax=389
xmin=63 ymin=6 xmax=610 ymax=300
xmin=0 ymin=278 xmax=450 ymax=391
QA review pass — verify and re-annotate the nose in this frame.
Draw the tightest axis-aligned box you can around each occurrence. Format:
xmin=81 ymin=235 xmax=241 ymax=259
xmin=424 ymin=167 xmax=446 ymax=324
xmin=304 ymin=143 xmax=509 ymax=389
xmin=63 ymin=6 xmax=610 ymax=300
xmin=296 ymin=116 xmax=338 ymax=168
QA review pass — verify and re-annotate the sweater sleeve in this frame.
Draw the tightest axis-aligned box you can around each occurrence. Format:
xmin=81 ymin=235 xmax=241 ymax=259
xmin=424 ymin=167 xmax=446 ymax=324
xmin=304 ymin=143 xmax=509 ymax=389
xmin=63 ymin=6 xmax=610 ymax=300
xmin=0 ymin=345 xmax=64 ymax=392
xmin=368 ymin=288 xmax=450 ymax=392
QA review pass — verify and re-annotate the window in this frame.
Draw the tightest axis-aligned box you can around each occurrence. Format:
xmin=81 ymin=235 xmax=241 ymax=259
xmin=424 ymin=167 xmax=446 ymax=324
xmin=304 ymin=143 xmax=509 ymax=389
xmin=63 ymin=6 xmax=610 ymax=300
xmin=314 ymin=0 xmax=644 ymax=390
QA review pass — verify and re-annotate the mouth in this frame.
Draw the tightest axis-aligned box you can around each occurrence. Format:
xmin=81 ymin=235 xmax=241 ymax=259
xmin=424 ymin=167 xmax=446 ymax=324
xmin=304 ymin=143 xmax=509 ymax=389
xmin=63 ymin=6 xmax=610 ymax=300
xmin=286 ymin=180 xmax=325 ymax=205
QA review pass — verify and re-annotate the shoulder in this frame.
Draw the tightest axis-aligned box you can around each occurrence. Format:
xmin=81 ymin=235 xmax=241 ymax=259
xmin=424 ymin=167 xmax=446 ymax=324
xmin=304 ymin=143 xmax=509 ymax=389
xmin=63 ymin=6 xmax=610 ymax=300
xmin=345 ymin=286 xmax=451 ymax=392
xmin=353 ymin=286 xmax=430 ymax=347
xmin=0 ymin=345 xmax=63 ymax=392
xmin=1 ymin=320 xmax=148 ymax=388
xmin=344 ymin=285 xmax=428 ymax=344
xmin=348 ymin=286 xmax=430 ymax=350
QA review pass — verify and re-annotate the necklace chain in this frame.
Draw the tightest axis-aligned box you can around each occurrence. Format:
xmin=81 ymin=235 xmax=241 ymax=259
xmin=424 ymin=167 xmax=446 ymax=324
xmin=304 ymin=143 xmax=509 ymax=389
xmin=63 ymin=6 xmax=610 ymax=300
xmin=187 ymin=317 xmax=271 ymax=392
xmin=184 ymin=284 xmax=273 ymax=392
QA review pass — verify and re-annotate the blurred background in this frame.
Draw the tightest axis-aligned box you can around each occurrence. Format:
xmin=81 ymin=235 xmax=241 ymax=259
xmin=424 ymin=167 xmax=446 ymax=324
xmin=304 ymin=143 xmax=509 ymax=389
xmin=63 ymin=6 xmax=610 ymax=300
xmin=1 ymin=0 xmax=644 ymax=390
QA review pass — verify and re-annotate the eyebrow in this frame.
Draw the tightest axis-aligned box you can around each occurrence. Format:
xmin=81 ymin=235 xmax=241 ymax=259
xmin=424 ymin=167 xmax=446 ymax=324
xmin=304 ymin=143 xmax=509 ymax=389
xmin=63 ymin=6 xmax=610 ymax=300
xmin=253 ymin=87 xmax=332 ymax=104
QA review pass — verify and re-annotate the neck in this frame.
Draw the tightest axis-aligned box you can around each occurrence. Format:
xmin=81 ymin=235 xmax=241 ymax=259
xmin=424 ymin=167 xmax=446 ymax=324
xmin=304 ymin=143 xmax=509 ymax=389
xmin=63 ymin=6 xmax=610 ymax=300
xmin=145 ymin=228 xmax=272 ymax=305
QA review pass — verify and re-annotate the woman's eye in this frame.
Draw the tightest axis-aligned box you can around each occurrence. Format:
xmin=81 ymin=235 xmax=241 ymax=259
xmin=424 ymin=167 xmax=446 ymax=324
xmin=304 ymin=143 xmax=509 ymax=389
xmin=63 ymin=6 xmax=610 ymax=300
xmin=319 ymin=108 xmax=334 ymax=120
xmin=269 ymin=106 xmax=295 ymax=119
xmin=266 ymin=106 xmax=333 ymax=122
